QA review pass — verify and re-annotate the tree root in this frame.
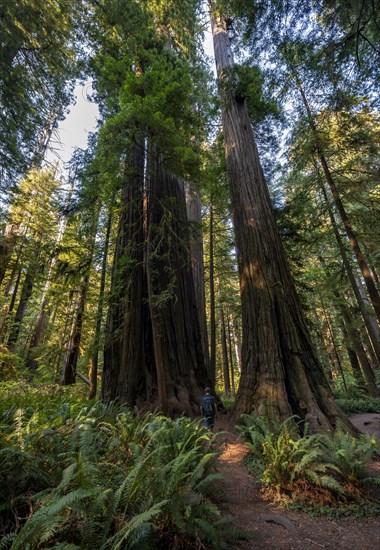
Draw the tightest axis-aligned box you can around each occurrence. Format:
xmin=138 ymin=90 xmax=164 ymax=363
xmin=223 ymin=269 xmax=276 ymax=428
xmin=257 ymin=513 xmax=296 ymax=532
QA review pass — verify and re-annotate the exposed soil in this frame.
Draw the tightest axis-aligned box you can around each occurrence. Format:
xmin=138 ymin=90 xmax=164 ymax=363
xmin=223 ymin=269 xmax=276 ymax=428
xmin=213 ymin=413 xmax=380 ymax=550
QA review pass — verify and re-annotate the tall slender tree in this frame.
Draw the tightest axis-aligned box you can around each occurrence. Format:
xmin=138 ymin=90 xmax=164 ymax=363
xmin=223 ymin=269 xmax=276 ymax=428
xmin=291 ymin=73 xmax=380 ymax=323
xmin=209 ymin=3 xmax=353 ymax=431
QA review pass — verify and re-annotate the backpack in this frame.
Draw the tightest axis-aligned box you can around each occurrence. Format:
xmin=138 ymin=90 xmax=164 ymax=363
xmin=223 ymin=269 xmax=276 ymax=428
xmin=201 ymin=394 xmax=214 ymax=417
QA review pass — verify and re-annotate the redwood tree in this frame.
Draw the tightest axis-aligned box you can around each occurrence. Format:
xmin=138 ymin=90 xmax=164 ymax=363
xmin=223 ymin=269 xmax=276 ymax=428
xmin=101 ymin=139 xmax=148 ymax=406
xmin=210 ymin=7 xmax=354 ymax=432
xmin=96 ymin=0 xmax=212 ymax=414
xmin=146 ymin=160 xmax=210 ymax=415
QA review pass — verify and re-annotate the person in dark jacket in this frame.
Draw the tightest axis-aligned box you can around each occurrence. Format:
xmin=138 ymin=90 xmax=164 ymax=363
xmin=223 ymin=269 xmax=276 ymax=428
xmin=200 ymin=387 xmax=216 ymax=431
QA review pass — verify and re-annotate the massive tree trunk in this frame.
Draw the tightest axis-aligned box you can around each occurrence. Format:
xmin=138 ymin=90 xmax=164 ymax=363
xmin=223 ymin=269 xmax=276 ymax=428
xmin=146 ymin=158 xmax=211 ymax=416
xmin=209 ymin=206 xmax=217 ymax=384
xmin=101 ymin=139 xmax=149 ymax=406
xmin=102 ymin=147 xmax=211 ymax=415
xmin=184 ymin=182 xmax=211 ymax=381
xmin=211 ymin=11 xmax=353 ymax=432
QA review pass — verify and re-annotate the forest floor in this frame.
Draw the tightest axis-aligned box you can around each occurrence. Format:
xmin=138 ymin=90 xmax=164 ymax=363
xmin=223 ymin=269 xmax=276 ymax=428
xmin=212 ymin=413 xmax=380 ymax=550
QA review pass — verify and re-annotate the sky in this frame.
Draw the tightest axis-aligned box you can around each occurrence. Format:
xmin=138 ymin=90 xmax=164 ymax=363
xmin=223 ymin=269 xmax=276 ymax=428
xmin=47 ymin=81 xmax=99 ymax=167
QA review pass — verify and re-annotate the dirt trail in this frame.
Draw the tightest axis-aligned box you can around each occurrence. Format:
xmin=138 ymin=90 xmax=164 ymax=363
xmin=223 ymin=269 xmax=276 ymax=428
xmin=350 ymin=413 xmax=380 ymax=439
xmin=213 ymin=414 xmax=380 ymax=550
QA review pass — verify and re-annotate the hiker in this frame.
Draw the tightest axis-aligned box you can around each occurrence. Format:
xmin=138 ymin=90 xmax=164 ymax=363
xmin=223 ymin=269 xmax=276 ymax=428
xmin=200 ymin=387 xmax=216 ymax=431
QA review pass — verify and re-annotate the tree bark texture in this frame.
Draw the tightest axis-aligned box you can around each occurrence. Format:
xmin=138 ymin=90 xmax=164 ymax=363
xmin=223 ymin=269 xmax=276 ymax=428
xmin=101 ymin=140 xmax=148 ymax=406
xmin=211 ymin=12 xmax=353 ymax=432
xmin=146 ymin=159 xmax=211 ymax=416
xmin=184 ymin=181 xmax=211 ymax=380
xmin=209 ymin=206 xmax=216 ymax=384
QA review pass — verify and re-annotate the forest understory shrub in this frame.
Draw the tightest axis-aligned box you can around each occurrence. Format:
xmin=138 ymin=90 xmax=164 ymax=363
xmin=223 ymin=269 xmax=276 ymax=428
xmin=0 ymin=346 xmax=22 ymax=381
xmin=218 ymin=394 xmax=236 ymax=412
xmin=333 ymin=381 xmax=380 ymax=414
xmin=0 ymin=384 xmax=245 ymax=549
xmin=335 ymin=395 xmax=380 ymax=415
xmin=237 ymin=414 xmax=380 ymax=517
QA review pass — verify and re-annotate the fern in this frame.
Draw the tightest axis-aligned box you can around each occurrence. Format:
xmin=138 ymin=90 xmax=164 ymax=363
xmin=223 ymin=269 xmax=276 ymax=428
xmin=42 ymin=544 xmax=81 ymax=549
xmin=238 ymin=413 xmax=380 ymax=511
xmin=0 ymin=393 xmax=242 ymax=549
xmin=320 ymin=429 xmax=379 ymax=484
xmin=100 ymin=500 xmax=167 ymax=550
xmin=0 ymin=533 xmax=15 ymax=550
xmin=11 ymin=511 xmax=67 ymax=550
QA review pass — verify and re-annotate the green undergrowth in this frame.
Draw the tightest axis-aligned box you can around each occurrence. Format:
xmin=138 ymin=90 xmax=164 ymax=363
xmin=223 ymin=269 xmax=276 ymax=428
xmin=0 ymin=383 xmax=249 ymax=549
xmin=335 ymin=395 xmax=380 ymax=415
xmin=218 ymin=394 xmax=236 ymax=412
xmin=289 ymin=500 xmax=380 ymax=519
xmin=333 ymin=381 xmax=380 ymax=414
xmin=237 ymin=414 xmax=380 ymax=518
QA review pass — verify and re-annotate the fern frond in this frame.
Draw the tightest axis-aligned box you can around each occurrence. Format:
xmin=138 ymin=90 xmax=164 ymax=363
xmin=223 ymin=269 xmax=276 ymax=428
xmin=194 ymin=472 xmax=224 ymax=495
xmin=318 ymin=475 xmax=345 ymax=495
xmin=0 ymin=533 xmax=15 ymax=550
xmin=42 ymin=488 xmax=98 ymax=516
xmin=11 ymin=512 xmax=67 ymax=550
xmin=42 ymin=544 xmax=81 ymax=549
xmin=360 ymin=476 xmax=380 ymax=486
xmin=101 ymin=500 xmax=167 ymax=550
